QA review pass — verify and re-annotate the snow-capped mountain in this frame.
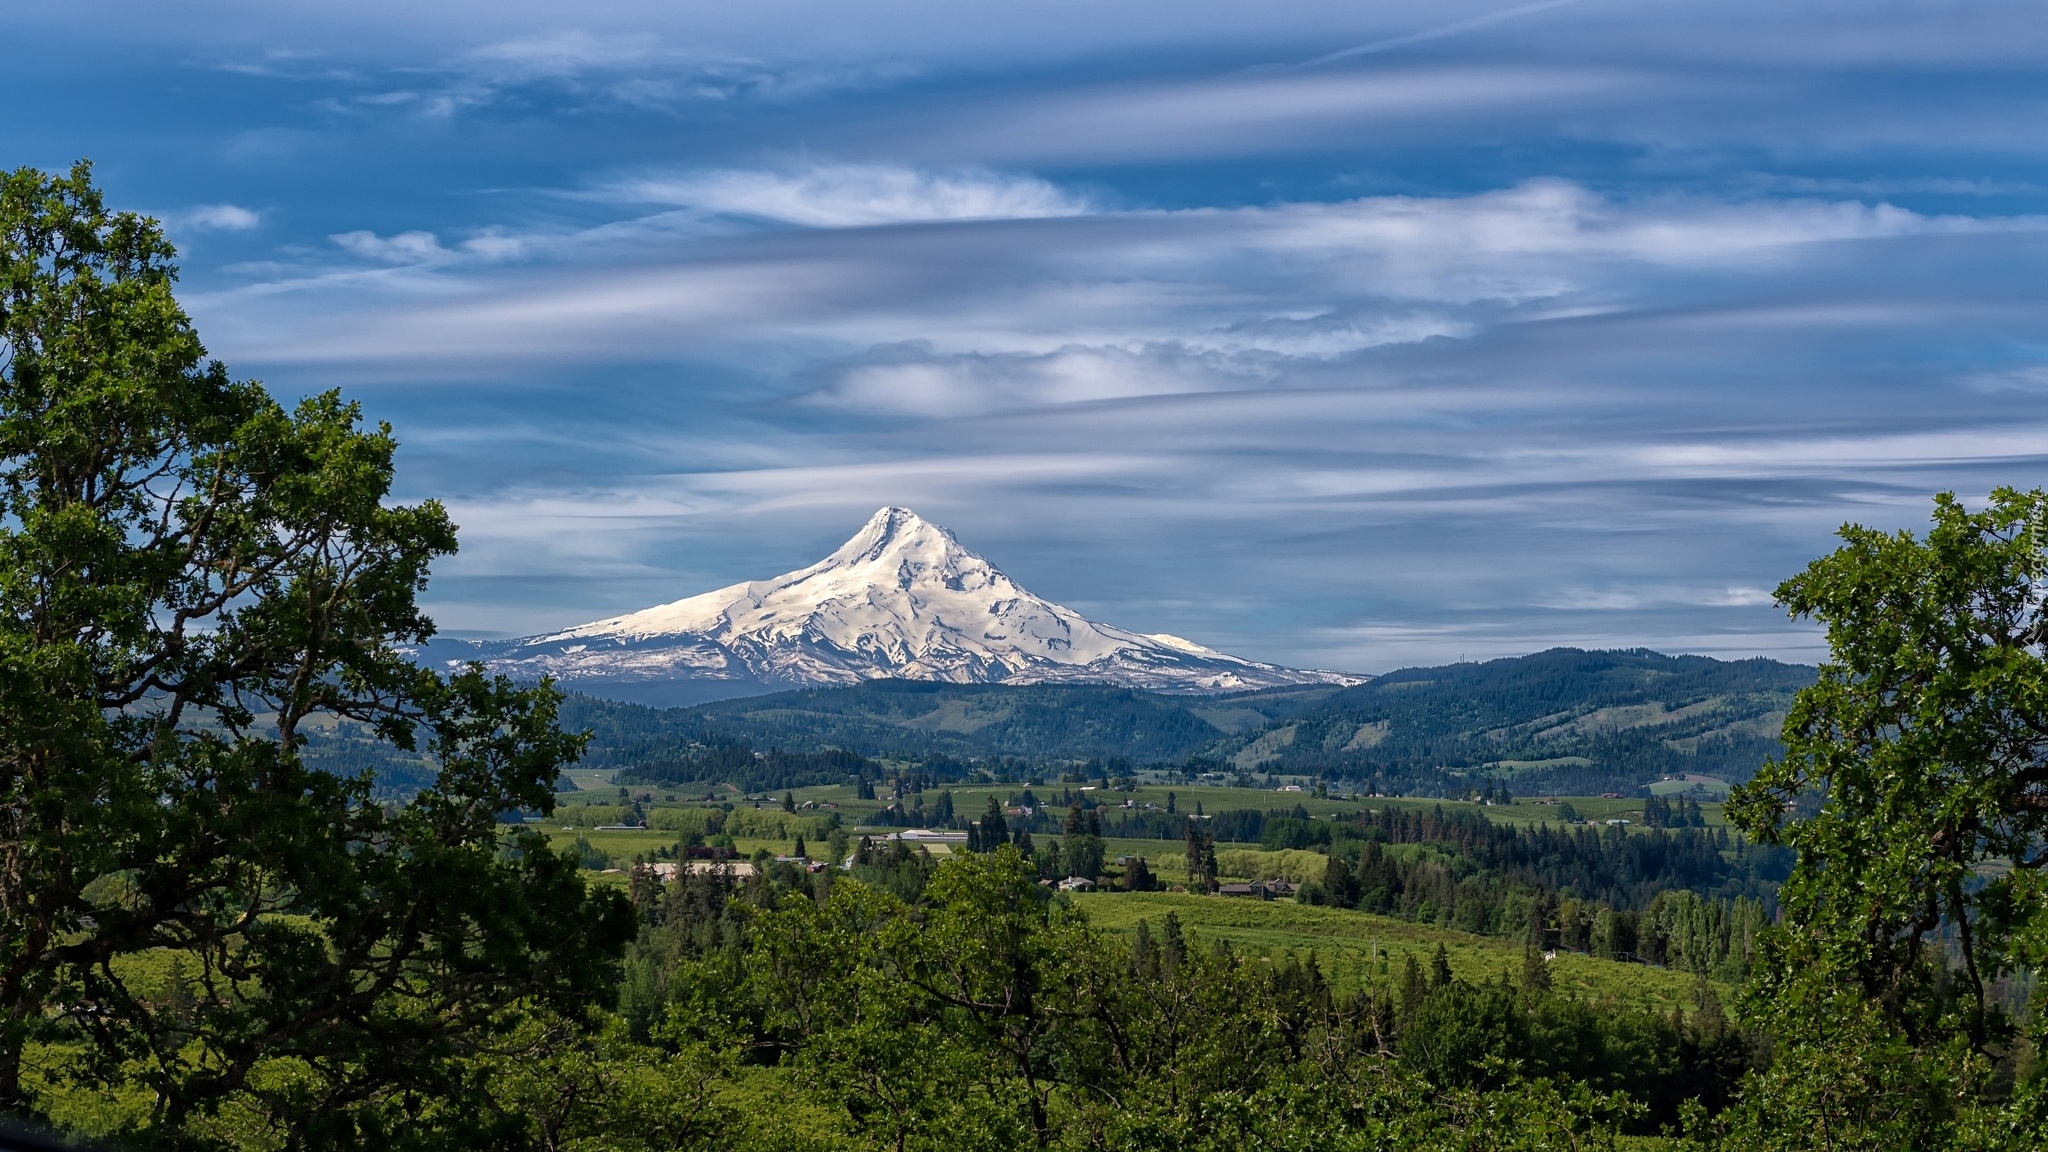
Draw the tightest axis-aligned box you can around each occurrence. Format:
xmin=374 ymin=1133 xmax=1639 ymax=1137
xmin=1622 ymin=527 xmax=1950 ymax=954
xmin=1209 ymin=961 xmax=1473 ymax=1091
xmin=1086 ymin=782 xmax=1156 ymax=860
xmin=425 ymin=507 xmax=1362 ymax=704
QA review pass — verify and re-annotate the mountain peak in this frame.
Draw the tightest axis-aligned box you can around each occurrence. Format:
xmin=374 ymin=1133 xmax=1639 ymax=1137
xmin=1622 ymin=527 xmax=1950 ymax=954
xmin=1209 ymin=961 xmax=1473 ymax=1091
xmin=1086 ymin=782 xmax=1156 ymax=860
xmin=866 ymin=504 xmax=932 ymax=536
xmin=433 ymin=508 xmax=1364 ymax=703
xmin=828 ymin=506 xmax=961 ymax=566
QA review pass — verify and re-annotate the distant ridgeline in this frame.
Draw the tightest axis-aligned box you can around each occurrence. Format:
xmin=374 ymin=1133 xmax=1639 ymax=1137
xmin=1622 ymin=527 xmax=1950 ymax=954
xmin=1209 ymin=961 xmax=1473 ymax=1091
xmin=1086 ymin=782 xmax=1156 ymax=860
xmin=307 ymin=648 xmax=1815 ymax=798
xmin=583 ymin=647 xmax=1815 ymax=797
xmin=1210 ymin=648 xmax=1814 ymax=795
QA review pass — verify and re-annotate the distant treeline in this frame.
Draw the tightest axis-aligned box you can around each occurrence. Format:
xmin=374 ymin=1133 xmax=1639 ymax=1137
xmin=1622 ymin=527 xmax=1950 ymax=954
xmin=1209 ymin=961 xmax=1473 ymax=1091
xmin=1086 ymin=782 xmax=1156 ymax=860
xmin=1304 ymin=835 xmax=1779 ymax=979
xmin=1329 ymin=805 xmax=1791 ymax=910
xmin=1250 ymin=803 xmax=1787 ymax=979
xmin=615 ymin=743 xmax=881 ymax=794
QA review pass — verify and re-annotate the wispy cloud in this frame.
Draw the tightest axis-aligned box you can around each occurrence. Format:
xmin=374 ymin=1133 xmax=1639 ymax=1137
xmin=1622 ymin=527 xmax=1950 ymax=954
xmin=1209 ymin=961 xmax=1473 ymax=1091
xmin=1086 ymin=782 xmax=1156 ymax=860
xmin=810 ymin=344 xmax=1249 ymax=416
xmin=31 ymin=0 xmax=2048 ymax=666
xmin=1291 ymin=0 xmax=1591 ymax=68
xmin=602 ymin=163 xmax=1093 ymax=227
xmin=229 ymin=29 xmax=917 ymax=122
xmin=935 ymin=68 xmax=1639 ymax=163
xmin=210 ymin=180 xmax=2045 ymax=373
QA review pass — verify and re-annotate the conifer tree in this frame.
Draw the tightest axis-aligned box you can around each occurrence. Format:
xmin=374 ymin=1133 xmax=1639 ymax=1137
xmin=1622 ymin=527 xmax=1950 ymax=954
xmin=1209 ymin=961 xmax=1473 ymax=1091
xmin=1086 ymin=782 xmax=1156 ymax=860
xmin=980 ymin=796 xmax=1008 ymax=849
xmin=1399 ymin=953 xmax=1427 ymax=1023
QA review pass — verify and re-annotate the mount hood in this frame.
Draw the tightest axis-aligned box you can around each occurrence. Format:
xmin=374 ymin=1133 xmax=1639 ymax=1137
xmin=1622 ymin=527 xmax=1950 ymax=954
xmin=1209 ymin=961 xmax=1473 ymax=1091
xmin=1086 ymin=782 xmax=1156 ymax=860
xmin=425 ymin=507 xmax=1362 ymax=705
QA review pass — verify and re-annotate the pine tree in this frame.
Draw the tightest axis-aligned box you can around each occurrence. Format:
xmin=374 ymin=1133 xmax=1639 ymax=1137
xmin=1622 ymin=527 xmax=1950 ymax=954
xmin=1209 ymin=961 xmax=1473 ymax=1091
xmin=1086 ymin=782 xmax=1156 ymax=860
xmin=1399 ymin=953 xmax=1427 ymax=1022
xmin=981 ymin=797 xmax=1008 ymax=848
xmin=1132 ymin=919 xmax=1158 ymax=978
xmin=1126 ymin=855 xmax=1154 ymax=892
xmin=1323 ymin=856 xmax=1357 ymax=909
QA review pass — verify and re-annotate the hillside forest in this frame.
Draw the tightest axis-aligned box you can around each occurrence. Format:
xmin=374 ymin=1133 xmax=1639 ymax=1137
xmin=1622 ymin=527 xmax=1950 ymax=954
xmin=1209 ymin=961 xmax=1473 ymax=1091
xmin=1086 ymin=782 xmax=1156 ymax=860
xmin=501 ymin=646 xmax=1814 ymax=799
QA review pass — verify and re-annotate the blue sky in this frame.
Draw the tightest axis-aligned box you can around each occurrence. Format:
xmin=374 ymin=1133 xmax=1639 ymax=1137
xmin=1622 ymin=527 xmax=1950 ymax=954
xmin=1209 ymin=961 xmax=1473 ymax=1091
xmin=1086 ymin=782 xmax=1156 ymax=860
xmin=11 ymin=0 xmax=2048 ymax=672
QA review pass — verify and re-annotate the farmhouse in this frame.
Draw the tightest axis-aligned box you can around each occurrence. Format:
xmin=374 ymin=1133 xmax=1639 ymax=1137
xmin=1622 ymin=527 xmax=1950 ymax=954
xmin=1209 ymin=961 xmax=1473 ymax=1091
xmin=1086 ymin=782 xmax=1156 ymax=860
xmin=635 ymin=860 xmax=760 ymax=881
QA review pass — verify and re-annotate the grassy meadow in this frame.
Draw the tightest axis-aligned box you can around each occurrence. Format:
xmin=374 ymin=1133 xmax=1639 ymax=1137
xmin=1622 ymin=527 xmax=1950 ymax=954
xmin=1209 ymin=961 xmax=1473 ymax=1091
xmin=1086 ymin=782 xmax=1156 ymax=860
xmin=555 ymin=774 xmax=1720 ymax=832
xmin=1070 ymin=891 xmax=1712 ymax=1010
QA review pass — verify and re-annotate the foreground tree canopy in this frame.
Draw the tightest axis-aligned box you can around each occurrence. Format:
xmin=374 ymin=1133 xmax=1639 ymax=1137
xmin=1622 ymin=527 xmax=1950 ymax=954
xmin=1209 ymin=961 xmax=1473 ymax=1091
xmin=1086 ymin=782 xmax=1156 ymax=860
xmin=2 ymin=163 xmax=2044 ymax=1151
xmin=1726 ymin=487 xmax=2048 ymax=1147
xmin=0 ymin=162 xmax=634 ymax=1144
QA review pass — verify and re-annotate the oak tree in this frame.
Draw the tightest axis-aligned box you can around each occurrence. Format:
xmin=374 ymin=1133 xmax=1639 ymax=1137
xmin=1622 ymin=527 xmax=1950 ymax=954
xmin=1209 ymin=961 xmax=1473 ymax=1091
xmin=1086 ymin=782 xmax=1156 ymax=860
xmin=0 ymin=163 xmax=633 ymax=1147
xmin=1725 ymin=488 xmax=2048 ymax=1147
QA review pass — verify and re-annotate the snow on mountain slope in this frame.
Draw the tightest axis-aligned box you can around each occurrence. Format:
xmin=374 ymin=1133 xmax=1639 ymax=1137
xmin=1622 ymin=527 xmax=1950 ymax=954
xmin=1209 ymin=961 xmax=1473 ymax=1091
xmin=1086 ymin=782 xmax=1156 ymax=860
xmin=432 ymin=507 xmax=1363 ymax=697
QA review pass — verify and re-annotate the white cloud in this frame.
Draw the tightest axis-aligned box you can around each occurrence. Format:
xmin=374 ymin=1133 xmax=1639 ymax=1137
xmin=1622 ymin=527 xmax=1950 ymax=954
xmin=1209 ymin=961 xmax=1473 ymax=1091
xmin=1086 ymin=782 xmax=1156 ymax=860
xmin=170 ymin=203 xmax=261 ymax=231
xmin=328 ymin=227 xmax=527 ymax=266
xmin=1232 ymin=180 xmax=2019 ymax=278
xmin=605 ymin=163 xmax=1092 ymax=228
xmin=1537 ymin=585 xmax=1781 ymax=611
xmin=1712 ymin=587 xmax=1777 ymax=607
xmin=1627 ymin=426 xmax=2048 ymax=471
xmin=815 ymin=345 xmax=1249 ymax=416
xmin=331 ymin=229 xmax=448 ymax=262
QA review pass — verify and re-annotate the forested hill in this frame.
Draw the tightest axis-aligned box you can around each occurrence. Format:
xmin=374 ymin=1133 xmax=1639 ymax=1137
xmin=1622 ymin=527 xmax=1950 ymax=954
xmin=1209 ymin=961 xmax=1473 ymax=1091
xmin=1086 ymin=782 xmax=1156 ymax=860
xmin=546 ymin=648 xmax=1815 ymax=795
xmin=1211 ymin=648 xmax=1816 ymax=793
xmin=565 ymin=680 xmax=1225 ymax=767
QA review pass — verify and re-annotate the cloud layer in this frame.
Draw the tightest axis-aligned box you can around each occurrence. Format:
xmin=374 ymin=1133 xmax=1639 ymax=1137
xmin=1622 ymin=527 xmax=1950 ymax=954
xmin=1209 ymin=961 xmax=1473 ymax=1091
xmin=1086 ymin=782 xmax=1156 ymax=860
xmin=10 ymin=1 xmax=2048 ymax=669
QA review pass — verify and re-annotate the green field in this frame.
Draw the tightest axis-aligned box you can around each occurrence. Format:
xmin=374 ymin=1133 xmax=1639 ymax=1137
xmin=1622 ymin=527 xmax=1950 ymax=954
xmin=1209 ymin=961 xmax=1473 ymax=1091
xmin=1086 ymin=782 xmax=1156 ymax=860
xmin=1070 ymin=891 xmax=1710 ymax=1010
xmin=531 ymin=822 xmax=1716 ymax=1012
xmin=1647 ymin=775 xmax=1733 ymax=799
xmin=533 ymin=797 xmax=1726 ymax=1016
xmin=559 ymin=765 xmax=1713 ymax=822
xmin=541 ymin=777 xmax=1720 ymax=873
